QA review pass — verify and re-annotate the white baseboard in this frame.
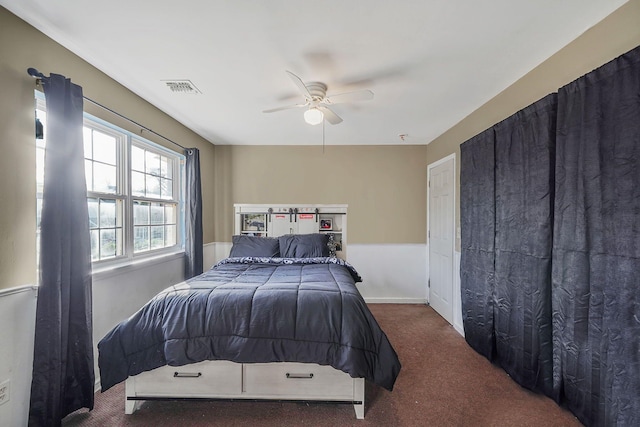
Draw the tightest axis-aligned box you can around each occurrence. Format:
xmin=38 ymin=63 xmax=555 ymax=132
xmin=364 ymin=298 xmax=427 ymax=304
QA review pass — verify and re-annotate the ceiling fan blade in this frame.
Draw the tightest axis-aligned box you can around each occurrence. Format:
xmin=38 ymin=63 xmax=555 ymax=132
xmin=325 ymin=89 xmax=374 ymax=104
xmin=262 ymin=103 xmax=306 ymax=113
xmin=318 ymin=105 xmax=343 ymax=125
xmin=286 ymin=70 xmax=313 ymax=100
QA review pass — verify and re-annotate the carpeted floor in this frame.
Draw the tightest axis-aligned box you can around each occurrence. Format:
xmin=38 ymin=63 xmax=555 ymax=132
xmin=63 ymin=304 xmax=581 ymax=426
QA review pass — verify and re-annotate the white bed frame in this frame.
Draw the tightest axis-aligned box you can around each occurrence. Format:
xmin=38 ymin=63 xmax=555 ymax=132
xmin=125 ymin=360 xmax=365 ymax=419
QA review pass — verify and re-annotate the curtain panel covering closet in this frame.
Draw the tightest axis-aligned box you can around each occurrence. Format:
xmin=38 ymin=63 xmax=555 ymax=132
xmin=29 ymin=74 xmax=95 ymax=426
xmin=460 ymin=93 xmax=556 ymax=396
xmin=460 ymin=45 xmax=640 ymax=426
xmin=552 ymin=46 xmax=640 ymax=427
xmin=460 ymin=127 xmax=496 ymax=361
xmin=492 ymin=94 xmax=556 ymax=397
xmin=184 ymin=147 xmax=203 ymax=279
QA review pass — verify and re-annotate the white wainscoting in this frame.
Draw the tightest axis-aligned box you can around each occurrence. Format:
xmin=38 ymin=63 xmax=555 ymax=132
xmin=203 ymin=242 xmax=232 ymax=270
xmin=0 ymin=253 xmax=187 ymax=423
xmin=453 ymin=251 xmax=464 ymax=336
xmin=207 ymin=242 xmax=429 ymax=304
xmin=0 ymin=285 xmax=38 ymax=427
xmin=92 ymin=252 xmax=186 ymax=389
xmin=347 ymin=244 xmax=427 ymax=304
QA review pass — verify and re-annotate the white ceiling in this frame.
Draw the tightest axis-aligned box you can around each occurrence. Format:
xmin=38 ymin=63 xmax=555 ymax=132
xmin=2 ymin=0 xmax=627 ymax=146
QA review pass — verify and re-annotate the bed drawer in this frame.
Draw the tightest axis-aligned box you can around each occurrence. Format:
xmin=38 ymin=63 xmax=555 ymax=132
xmin=243 ymin=363 xmax=355 ymax=400
xmin=130 ymin=360 xmax=242 ymax=397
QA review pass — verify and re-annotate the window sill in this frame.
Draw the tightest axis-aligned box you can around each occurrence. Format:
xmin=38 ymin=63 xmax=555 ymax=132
xmin=91 ymin=250 xmax=185 ymax=280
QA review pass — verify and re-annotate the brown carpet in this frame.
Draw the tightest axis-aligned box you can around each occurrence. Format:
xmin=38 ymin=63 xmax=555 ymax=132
xmin=63 ymin=304 xmax=581 ymax=426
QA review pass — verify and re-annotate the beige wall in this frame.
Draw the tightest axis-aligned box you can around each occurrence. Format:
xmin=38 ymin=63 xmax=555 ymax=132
xmin=214 ymin=145 xmax=428 ymax=244
xmin=425 ymin=0 xmax=640 ymax=251
xmin=3 ymin=1 xmax=638 ymax=289
xmin=0 ymin=8 xmax=215 ymax=290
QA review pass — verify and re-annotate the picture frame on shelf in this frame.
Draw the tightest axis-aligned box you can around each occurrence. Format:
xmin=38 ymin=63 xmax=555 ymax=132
xmin=243 ymin=214 xmax=266 ymax=232
xmin=320 ymin=219 xmax=333 ymax=230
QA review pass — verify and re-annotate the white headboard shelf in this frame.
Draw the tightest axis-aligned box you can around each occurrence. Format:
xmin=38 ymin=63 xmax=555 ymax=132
xmin=234 ymin=204 xmax=348 ymax=259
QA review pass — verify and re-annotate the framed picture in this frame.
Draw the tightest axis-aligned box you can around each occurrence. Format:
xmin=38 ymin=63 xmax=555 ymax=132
xmin=243 ymin=214 xmax=265 ymax=231
xmin=320 ymin=218 xmax=333 ymax=230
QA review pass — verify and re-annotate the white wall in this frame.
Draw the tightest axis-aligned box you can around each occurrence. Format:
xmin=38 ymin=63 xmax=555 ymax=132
xmin=207 ymin=242 xmax=430 ymax=304
xmin=0 ymin=253 xmax=187 ymax=424
xmin=204 ymin=242 xmax=231 ymax=270
xmin=348 ymin=244 xmax=427 ymax=303
xmin=453 ymin=251 xmax=464 ymax=336
xmin=92 ymin=253 xmax=186 ymax=388
xmin=0 ymin=285 xmax=37 ymax=427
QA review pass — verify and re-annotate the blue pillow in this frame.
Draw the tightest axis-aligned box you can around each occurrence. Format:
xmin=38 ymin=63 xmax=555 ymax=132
xmin=229 ymin=235 xmax=280 ymax=257
xmin=279 ymin=233 xmax=330 ymax=258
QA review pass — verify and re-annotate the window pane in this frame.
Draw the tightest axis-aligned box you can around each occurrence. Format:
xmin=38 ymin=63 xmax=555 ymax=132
xmin=131 ymin=145 xmax=145 ymax=172
xmin=99 ymin=199 xmax=116 ymax=227
xmin=100 ymin=229 xmax=117 ymax=258
xmin=133 ymin=201 xmax=150 ymax=225
xmin=90 ymin=230 xmax=99 ymax=261
xmin=87 ymin=198 xmax=98 ymax=228
xmin=160 ymin=178 xmax=173 ymax=199
xmin=165 ymin=205 xmax=176 ymax=224
xmin=93 ymin=131 xmax=117 ymax=165
xmin=36 ymin=110 xmax=47 ymax=147
xmin=84 ymin=160 xmax=93 ymax=191
xmin=145 ymin=151 xmax=161 ymax=176
xmin=83 ymin=127 xmax=92 ymax=158
xmin=165 ymin=225 xmax=176 ymax=246
xmin=150 ymin=226 xmax=164 ymax=250
xmin=134 ymin=226 xmax=150 ymax=252
xmin=36 ymin=148 xmax=45 ymax=193
xmin=132 ymin=171 xmax=145 ymax=197
xmin=160 ymin=156 xmax=172 ymax=179
xmin=116 ymin=228 xmax=123 ymax=256
xmin=146 ymin=175 xmax=161 ymax=198
xmin=150 ymin=204 xmax=164 ymax=225
xmin=93 ymin=162 xmax=117 ymax=193
xmin=36 ymin=198 xmax=43 ymax=228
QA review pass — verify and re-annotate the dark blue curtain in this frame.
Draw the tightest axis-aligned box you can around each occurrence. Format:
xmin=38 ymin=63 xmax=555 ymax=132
xmin=460 ymin=127 xmax=496 ymax=361
xmin=552 ymin=46 xmax=640 ymax=426
xmin=460 ymin=44 xmax=640 ymax=427
xmin=493 ymin=93 xmax=556 ymax=397
xmin=184 ymin=148 xmax=203 ymax=279
xmin=29 ymin=74 xmax=94 ymax=426
xmin=460 ymin=94 xmax=557 ymax=381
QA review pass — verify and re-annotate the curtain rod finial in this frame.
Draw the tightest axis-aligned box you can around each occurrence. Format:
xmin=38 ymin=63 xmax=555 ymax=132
xmin=28 ymin=68 xmax=45 ymax=78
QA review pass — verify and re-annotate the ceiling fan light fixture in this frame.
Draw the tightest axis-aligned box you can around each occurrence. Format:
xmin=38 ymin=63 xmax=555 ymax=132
xmin=304 ymin=108 xmax=324 ymax=125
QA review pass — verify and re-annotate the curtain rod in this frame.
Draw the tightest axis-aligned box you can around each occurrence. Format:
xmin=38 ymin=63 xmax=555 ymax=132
xmin=27 ymin=67 xmax=188 ymax=152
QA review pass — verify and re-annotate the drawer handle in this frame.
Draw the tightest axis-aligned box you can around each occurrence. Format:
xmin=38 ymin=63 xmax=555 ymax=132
xmin=173 ymin=371 xmax=202 ymax=378
xmin=286 ymin=373 xmax=314 ymax=379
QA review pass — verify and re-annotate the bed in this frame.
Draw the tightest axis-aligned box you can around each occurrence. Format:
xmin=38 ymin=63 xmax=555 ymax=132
xmin=97 ymin=234 xmax=401 ymax=419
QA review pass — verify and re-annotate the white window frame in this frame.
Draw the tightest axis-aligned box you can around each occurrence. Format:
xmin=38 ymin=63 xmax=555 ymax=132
xmin=125 ymin=138 xmax=183 ymax=260
xmin=35 ymin=92 xmax=185 ymax=271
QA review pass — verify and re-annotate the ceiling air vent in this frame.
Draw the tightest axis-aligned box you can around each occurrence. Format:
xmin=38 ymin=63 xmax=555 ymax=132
xmin=162 ymin=80 xmax=201 ymax=94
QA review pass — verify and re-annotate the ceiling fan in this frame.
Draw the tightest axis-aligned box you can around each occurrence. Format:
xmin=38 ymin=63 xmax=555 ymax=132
xmin=263 ymin=71 xmax=374 ymax=125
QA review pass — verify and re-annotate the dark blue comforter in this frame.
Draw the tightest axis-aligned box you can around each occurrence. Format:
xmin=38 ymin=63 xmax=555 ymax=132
xmin=98 ymin=257 xmax=401 ymax=391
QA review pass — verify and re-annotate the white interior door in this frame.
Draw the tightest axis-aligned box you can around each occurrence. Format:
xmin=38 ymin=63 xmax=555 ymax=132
xmin=428 ymin=155 xmax=455 ymax=324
